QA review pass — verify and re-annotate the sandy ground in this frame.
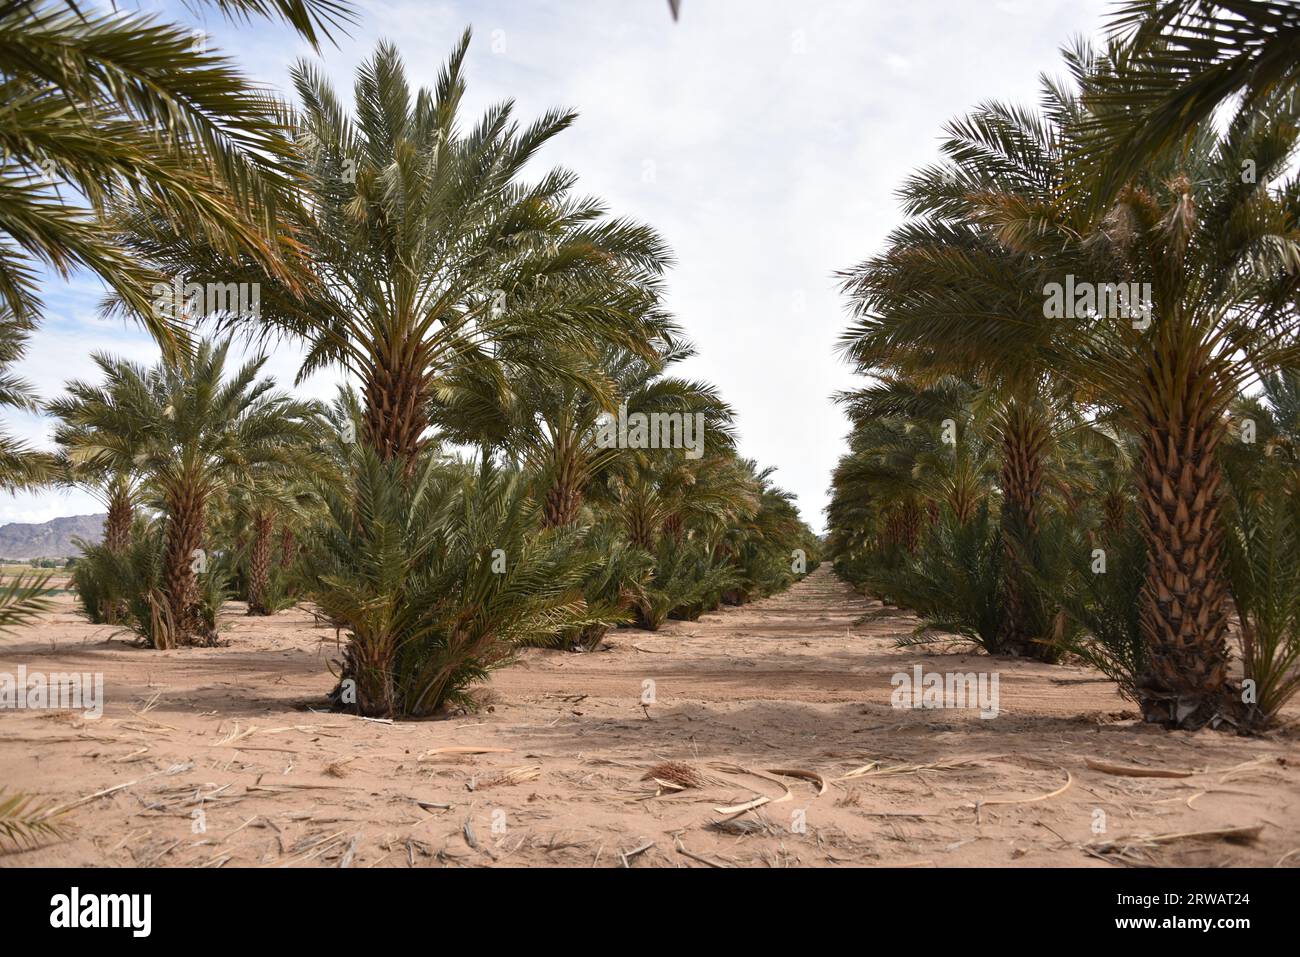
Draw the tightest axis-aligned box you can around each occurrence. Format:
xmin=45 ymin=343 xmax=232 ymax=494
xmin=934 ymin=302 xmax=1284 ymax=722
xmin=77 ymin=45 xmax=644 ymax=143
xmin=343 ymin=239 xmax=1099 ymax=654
xmin=1 ymin=567 xmax=1297 ymax=868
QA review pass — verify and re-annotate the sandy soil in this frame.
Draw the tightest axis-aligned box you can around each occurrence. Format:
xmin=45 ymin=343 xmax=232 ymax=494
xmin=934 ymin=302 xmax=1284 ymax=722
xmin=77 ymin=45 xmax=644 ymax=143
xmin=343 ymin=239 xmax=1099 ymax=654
xmin=1 ymin=568 xmax=1297 ymax=868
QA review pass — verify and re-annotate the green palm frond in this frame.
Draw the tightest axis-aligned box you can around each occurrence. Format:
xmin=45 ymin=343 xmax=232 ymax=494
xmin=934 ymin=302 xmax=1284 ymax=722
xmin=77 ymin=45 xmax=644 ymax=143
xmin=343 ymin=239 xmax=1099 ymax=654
xmin=105 ymin=33 xmax=674 ymax=458
xmin=0 ymin=0 xmax=355 ymax=342
xmin=0 ymin=788 xmax=65 ymax=851
xmin=0 ymin=569 xmax=54 ymax=636
xmin=1079 ymin=0 xmax=1300 ymax=207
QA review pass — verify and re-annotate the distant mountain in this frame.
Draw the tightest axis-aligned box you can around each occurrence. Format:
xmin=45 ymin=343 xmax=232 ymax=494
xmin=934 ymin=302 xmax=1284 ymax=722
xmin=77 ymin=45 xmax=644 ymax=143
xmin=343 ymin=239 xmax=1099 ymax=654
xmin=0 ymin=514 xmax=105 ymax=560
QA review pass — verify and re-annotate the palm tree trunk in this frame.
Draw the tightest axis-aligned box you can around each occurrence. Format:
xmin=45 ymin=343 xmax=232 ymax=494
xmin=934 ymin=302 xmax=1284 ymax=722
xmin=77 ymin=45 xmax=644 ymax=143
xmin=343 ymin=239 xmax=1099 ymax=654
xmin=247 ymin=510 xmax=274 ymax=615
xmin=163 ymin=483 xmax=208 ymax=647
xmin=626 ymin=500 xmax=657 ymax=551
xmin=543 ymin=449 xmax=583 ymax=527
xmin=950 ymin=472 xmax=978 ymax=526
xmin=103 ymin=485 xmax=132 ymax=553
xmin=278 ymin=525 xmax=296 ymax=568
xmin=362 ymin=345 xmax=428 ymax=468
xmin=337 ymin=631 xmax=398 ymax=717
xmin=884 ymin=502 xmax=921 ymax=553
xmin=1134 ymin=376 xmax=1236 ymax=728
xmin=998 ymin=402 xmax=1050 ymax=659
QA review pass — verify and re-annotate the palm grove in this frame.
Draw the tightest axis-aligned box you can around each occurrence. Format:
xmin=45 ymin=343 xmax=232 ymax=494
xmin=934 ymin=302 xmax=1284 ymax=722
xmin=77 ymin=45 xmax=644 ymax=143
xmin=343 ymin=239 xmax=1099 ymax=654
xmin=0 ymin=2 xmax=818 ymax=717
xmin=828 ymin=1 xmax=1300 ymax=731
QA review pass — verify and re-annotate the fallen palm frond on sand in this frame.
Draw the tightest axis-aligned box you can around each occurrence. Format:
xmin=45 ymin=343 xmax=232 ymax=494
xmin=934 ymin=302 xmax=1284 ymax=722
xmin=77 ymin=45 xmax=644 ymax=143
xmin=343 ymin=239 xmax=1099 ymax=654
xmin=641 ymin=761 xmax=707 ymax=791
xmin=974 ymin=769 xmax=1074 ymax=809
xmin=834 ymin=757 xmax=987 ymax=781
xmin=675 ymin=838 xmax=730 ymax=868
xmin=480 ymin=765 xmax=542 ymax=788
xmin=1085 ymin=758 xmax=1194 ymax=778
xmin=766 ymin=767 xmax=829 ymax=796
xmin=418 ymin=746 xmax=514 ymax=760
xmin=0 ymin=789 xmax=66 ymax=850
xmin=708 ymin=762 xmax=795 ymax=818
xmin=708 ymin=815 xmax=778 ymax=836
xmin=1088 ymin=824 xmax=1266 ymax=863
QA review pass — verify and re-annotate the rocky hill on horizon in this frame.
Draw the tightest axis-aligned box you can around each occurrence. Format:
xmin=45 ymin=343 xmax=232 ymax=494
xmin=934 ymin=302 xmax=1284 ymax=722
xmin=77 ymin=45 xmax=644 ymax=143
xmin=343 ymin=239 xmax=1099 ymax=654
xmin=0 ymin=514 xmax=105 ymax=560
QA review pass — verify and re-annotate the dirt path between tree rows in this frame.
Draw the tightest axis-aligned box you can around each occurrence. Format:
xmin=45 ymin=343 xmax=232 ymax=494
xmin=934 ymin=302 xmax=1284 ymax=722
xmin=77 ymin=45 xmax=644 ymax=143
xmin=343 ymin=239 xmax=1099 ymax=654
xmin=2 ymin=568 xmax=1296 ymax=867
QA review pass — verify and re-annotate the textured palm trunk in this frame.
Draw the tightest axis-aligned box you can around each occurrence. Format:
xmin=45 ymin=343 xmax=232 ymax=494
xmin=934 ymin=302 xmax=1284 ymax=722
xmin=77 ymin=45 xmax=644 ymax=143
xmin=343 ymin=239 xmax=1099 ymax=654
xmin=247 ymin=510 xmax=274 ymax=615
xmin=884 ymin=502 xmax=921 ymax=554
xmin=662 ymin=512 xmax=686 ymax=545
xmin=337 ymin=633 xmax=398 ymax=717
xmin=543 ymin=450 xmax=583 ymax=527
xmin=1134 ymin=366 xmax=1236 ymax=728
xmin=101 ymin=484 xmax=133 ymax=624
xmin=362 ymin=345 xmax=428 ymax=469
xmin=104 ymin=487 xmax=132 ymax=553
xmin=998 ymin=403 xmax=1050 ymax=659
xmin=278 ymin=525 xmax=296 ymax=569
xmin=350 ymin=345 xmax=427 ymax=708
xmin=163 ymin=483 xmax=208 ymax=647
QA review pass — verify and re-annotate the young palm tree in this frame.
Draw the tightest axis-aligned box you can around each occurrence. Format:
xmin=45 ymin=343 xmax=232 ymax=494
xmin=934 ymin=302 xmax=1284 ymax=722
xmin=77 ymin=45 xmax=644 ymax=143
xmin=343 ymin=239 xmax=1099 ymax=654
xmin=48 ymin=351 xmax=155 ymax=620
xmin=49 ymin=341 xmax=324 ymax=645
xmin=0 ymin=0 xmax=353 ymax=340
xmin=303 ymin=451 xmax=612 ymax=716
xmin=493 ymin=335 xmax=733 ymax=528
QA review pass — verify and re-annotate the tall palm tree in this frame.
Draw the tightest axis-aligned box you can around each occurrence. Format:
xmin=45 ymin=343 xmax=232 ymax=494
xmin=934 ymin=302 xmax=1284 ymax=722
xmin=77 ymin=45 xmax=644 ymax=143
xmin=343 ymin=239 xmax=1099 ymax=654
xmin=108 ymin=33 xmax=674 ymax=468
xmin=49 ymin=341 xmax=324 ymax=645
xmin=0 ymin=0 xmax=354 ymax=342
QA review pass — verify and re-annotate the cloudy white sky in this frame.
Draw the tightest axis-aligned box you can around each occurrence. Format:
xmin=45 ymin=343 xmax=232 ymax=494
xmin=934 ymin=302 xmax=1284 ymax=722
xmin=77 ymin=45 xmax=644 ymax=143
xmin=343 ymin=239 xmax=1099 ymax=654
xmin=5 ymin=0 xmax=1114 ymax=530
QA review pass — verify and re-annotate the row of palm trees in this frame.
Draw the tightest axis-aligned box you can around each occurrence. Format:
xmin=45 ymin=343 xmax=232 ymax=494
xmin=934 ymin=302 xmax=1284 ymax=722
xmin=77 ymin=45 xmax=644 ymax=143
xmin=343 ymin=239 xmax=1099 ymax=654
xmin=0 ymin=3 xmax=819 ymax=717
xmin=828 ymin=2 xmax=1300 ymax=731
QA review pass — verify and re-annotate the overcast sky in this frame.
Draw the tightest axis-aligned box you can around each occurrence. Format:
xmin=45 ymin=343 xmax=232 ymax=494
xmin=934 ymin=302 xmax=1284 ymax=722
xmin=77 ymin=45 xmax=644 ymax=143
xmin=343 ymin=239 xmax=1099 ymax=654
xmin=4 ymin=0 xmax=1113 ymax=530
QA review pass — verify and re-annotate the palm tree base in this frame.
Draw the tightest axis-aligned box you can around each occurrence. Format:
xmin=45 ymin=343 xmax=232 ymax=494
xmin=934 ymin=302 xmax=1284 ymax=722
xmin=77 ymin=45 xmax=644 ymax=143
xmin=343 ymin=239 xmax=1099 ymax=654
xmin=1136 ymin=680 xmax=1253 ymax=732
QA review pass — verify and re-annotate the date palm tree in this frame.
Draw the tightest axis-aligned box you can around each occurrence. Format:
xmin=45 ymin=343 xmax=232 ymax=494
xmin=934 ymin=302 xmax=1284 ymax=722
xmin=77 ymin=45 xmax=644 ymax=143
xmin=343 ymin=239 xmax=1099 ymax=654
xmin=494 ymin=335 xmax=733 ymax=528
xmin=108 ymin=32 xmax=673 ymax=468
xmin=836 ymin=376 xmax=995 ymax=530
xmin=48 ymin=352 xmax=155 ymax=562
xmin=223 ymin=469 xmax=324 ymax=615
xmin=49 ymin=340 xmax=324 ymax=645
